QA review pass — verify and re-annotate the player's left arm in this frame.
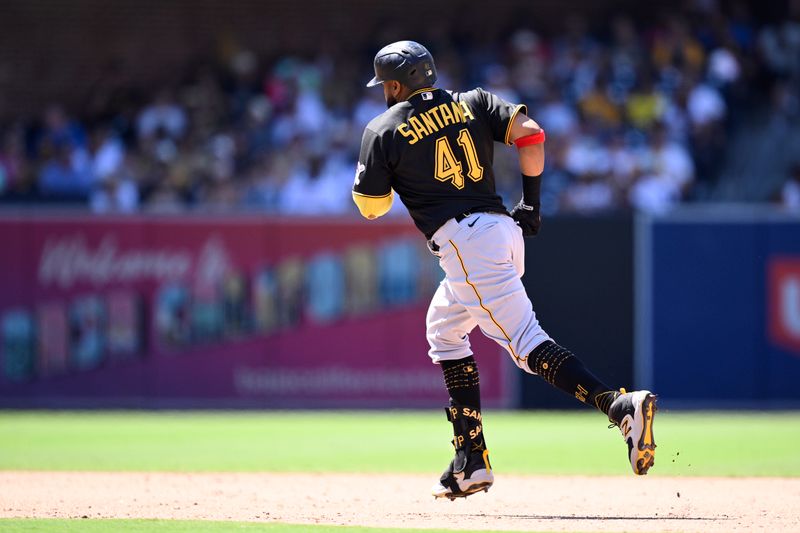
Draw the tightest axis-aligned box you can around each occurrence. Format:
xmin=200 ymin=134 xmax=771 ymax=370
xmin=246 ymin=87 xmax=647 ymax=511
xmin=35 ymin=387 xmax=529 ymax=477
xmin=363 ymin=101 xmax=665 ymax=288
xmin=508 ymin=113 xmax=544 ymax=236
xmin=352 ymin=128 xmax=394 ymax=219
xmin=473 ymin=88 xmax=545 ymax=235
xmin=508 ymin=112 xmax=546 ymax=236
xmin=508 ymin=113 xmax=545 ymax=178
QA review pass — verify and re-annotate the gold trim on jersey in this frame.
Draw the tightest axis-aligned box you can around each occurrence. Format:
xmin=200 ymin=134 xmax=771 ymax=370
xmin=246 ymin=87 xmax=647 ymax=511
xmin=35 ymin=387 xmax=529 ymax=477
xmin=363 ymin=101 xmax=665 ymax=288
xmin=504 ymin=104 xmax=528 ymax=145
xmin=408 ymin=87 xmax=437 ymax=98
xmin=449 ymin=239 xmax=526 ymax=364
xmin=352 ymin=190 xmax=394 ymax=219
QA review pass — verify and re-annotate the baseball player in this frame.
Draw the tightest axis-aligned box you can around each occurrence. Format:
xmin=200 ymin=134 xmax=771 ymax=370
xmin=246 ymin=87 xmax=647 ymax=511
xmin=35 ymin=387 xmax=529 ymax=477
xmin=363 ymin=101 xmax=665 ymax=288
xmin=353 ymin=41 xmax=657 ymax=500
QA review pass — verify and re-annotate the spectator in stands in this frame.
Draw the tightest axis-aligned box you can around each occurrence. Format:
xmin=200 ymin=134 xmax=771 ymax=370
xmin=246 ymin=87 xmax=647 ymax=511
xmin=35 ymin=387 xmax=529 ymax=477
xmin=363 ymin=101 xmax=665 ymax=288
xmin=648 ymin=123 xmax=695 ymax=197
xmin=578 ymin=76 xmax=623 ymax=129
xmin=536 ymin=86 xmax=579 ymax=139
xmin=279 ymin=142 xmax=346 ymax=215
xmin=89 ymin=174 xmax=139 ymax=213
xmin=687 ymin=78 xmax=727 ymax=128
xmin=36 ymin=105 xmax=87 ymax=157
xmin=137 ymin=89 xmax=188 ymax=142
xmin=88 ymin=125 xmax=125 ymax=181
xmin=607 ymin=132 xmax=639 ymax=194
xmin=0 ymin=3 xmax=796 ymax=214
xmin=239 ymin=155 xmax=284 ymax=212
xmin=37 ymin=138 xmax=94 ymax=199
xmin=625 ymin=74 xmax=666 ymax=130
xmin=560 ymin=126 xmax=619 ymax=212
xmin=628 ymin=169 xmax=681 ymax=214
xmin=780 ymin=164 xmax=800 ymax=211
xmin=562 ymin=171 xmax=618 ymax=213
xmin=628 ymin=124 xmax=694 ymax=213
xmin=89 ymin=151 xmax=140 ymax=214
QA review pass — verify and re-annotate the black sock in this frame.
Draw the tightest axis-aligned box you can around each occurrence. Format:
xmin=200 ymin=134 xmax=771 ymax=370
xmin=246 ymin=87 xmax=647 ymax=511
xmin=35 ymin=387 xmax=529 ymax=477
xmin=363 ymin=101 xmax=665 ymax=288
xmin=441 ymin=356 xmax=481 ymax=409
xmin=526 ymin=341 xmax=619 ymax=415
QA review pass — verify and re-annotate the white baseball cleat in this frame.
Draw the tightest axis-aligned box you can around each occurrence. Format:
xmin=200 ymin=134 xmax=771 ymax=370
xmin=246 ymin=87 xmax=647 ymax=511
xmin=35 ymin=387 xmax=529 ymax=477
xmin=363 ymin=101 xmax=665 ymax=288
xmin=608 ymin=389 xmax=657 ymax=475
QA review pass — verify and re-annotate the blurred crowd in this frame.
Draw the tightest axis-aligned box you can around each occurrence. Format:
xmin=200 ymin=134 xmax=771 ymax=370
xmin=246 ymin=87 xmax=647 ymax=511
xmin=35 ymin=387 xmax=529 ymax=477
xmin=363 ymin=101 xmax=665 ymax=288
xmin=1 ymin=2 xmax=800 ymax=215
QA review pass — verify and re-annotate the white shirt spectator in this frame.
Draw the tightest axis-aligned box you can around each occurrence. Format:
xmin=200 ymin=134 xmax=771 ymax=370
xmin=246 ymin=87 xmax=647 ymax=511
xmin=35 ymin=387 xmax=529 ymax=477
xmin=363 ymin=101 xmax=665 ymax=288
xmin=318 ymin=151 xmax=357 ymax=214
xmin=781 ymin=179 xmax=800 ymax=210
xmin=137 ymin=94 xmax=188 ymax=140
xmin=608 ymin=142 xmax=639 ymax=187
xmin=628 ymin=173 xmax=680 ymax=214
xmin=563 ymin=136 xmax=611 ymax=176
xmin=651 ymin=141 xmax=695 ymax=189
xmin=538 ymin=98 xmax=579 ymax=138
xmin=295 ymin=89 xmax=328 ymax=136
xmin=562 ymin=178 xmax=616 ymax=212
xmin=91 ymin=136 xmax=125 ymax=181
xmin=280 ymin=161 xmax=346 ymax=215
xmin=708 ymin=47 xmax=741 ymax=85
xmin=687 ymin=83 xmax=726 ymax=126
xmin=90 ymin=179 xmax=139 ymax=213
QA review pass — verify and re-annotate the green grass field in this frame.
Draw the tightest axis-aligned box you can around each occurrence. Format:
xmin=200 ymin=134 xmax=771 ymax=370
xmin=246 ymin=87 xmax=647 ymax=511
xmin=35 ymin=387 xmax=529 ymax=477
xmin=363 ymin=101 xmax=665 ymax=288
xmin=1 ymin=410 xmax=799 ymax=533
xmin=1 ymin=410 xmax=798 ymax=476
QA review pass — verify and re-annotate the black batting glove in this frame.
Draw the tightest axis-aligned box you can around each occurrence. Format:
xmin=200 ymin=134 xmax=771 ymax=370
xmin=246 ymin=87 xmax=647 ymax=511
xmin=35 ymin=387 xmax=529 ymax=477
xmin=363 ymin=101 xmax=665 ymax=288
xmin=510 ymin=200 xmax=541 ymax=237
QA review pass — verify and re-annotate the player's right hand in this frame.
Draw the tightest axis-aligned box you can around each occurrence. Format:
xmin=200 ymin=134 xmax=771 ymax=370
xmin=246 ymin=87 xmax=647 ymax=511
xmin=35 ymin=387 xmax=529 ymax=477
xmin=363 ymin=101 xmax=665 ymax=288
xmin=510 ymin=200 xmax=541 ymax=237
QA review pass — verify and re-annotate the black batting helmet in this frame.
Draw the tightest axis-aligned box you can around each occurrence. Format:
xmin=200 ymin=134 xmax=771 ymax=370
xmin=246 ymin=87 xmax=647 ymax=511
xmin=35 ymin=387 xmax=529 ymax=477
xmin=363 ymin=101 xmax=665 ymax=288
xmin=366 ymin=40 xmax=437 ymax=90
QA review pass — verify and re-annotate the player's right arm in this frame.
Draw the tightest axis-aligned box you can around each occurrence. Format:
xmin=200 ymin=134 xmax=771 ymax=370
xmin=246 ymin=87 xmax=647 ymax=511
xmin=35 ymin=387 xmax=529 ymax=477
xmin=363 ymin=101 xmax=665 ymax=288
xmin=352 ymin=128 xmax=394 ymax=219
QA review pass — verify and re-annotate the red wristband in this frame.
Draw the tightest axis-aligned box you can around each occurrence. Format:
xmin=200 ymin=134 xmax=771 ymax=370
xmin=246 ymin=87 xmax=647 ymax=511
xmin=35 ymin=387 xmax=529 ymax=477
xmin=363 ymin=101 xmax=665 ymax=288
xmin=514 ymin=130 xmax=546 ymax=147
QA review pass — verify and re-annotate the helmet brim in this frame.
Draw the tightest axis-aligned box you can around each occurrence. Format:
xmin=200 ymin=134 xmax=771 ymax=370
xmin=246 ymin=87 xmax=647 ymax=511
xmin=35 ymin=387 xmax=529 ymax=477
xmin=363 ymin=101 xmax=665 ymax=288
xmin=366 ymin=76 xmax=384 ymax=87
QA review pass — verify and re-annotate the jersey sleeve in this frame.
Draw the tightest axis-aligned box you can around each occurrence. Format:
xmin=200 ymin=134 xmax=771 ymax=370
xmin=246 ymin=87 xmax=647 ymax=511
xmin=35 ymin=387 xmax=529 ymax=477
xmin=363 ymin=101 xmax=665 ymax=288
xmin=352 ymin=128 xmax=394 ymax=219
xmin=474 ymin=88 xmax=528 ymax=145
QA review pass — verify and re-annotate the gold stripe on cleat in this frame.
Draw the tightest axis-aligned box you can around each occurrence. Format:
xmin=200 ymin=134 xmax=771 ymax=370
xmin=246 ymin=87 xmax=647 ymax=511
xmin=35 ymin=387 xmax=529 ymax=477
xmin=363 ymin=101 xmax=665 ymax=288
xmin=635 ymin=394 xmax=657 ymax=475
xmin=444 ymin=481 xmax=493 ymax=500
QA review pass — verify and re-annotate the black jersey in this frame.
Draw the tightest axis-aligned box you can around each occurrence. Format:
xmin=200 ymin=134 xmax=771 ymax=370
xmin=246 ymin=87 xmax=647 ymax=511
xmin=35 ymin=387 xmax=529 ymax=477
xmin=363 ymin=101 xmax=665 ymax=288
xmin=353 ymin=87 xmax=527 ymax=238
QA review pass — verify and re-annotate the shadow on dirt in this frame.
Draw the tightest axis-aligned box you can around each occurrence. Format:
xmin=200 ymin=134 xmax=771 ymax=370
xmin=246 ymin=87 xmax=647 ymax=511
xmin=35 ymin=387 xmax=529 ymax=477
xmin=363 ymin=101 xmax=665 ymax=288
xmin=447 ymin=514 xmax=729 ymax=521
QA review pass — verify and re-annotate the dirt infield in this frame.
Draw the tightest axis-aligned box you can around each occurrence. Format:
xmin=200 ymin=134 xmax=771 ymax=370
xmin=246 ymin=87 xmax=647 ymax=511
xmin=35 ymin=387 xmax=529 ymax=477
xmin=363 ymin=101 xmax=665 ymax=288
xmin=1 ymin=472 xmax=798 ymax=532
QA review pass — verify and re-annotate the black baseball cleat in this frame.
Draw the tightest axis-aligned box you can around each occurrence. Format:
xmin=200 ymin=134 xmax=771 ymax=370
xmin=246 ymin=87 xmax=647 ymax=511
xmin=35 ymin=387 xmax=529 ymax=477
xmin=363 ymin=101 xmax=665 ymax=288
xmin=432 ymin=445 xmax=493 ymax=500
xmin=608 ymin=389 xmax=657 ymax=475
xmin=432 ymin=403 xmax=494 ymax=500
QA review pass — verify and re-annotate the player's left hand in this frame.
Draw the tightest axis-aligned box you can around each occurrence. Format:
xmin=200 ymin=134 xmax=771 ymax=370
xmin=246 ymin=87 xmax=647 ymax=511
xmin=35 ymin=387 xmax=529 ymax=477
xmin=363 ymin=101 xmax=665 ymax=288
xmin=510 ymin=200 xmax=541 ymax=237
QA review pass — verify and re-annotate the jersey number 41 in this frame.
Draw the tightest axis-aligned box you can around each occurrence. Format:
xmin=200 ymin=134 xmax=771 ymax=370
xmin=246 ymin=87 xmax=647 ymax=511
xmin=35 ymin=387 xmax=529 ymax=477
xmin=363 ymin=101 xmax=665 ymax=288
xmin=435 ymin=129 xmax=484 ymax=190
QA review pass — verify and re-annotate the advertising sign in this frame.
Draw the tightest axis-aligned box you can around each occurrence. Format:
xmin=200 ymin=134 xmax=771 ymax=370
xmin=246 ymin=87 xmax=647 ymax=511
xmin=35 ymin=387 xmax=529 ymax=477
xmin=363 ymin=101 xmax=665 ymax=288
xmin=0 ymin=215 xmax=509 ymax=408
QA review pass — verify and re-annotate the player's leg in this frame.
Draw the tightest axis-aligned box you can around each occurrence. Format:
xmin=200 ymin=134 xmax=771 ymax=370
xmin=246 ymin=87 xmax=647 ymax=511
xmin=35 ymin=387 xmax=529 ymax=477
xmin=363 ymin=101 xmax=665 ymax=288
xmin=439 ymin=213 xmax=618 ymax=411
xmin=524 ymin=339 xmax=657 ymax=474
xmin=426 ymin=280 xmax=493 ymax=499
xmin=437 ymin=214 xmax=656 ymax=474
xmin=525 ymin=340 xmax=620 ymax=413
xmin=505 ymin=215 xmax=657 ymax=474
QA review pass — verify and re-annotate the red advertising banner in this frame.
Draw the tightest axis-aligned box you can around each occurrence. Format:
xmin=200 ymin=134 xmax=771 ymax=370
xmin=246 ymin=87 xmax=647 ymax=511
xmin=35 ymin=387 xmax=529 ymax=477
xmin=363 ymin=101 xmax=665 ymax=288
xmin=768 ymin=257 xmax=800 ymax=356
xmin=0 ymin=214 xmax=510 ymax=407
